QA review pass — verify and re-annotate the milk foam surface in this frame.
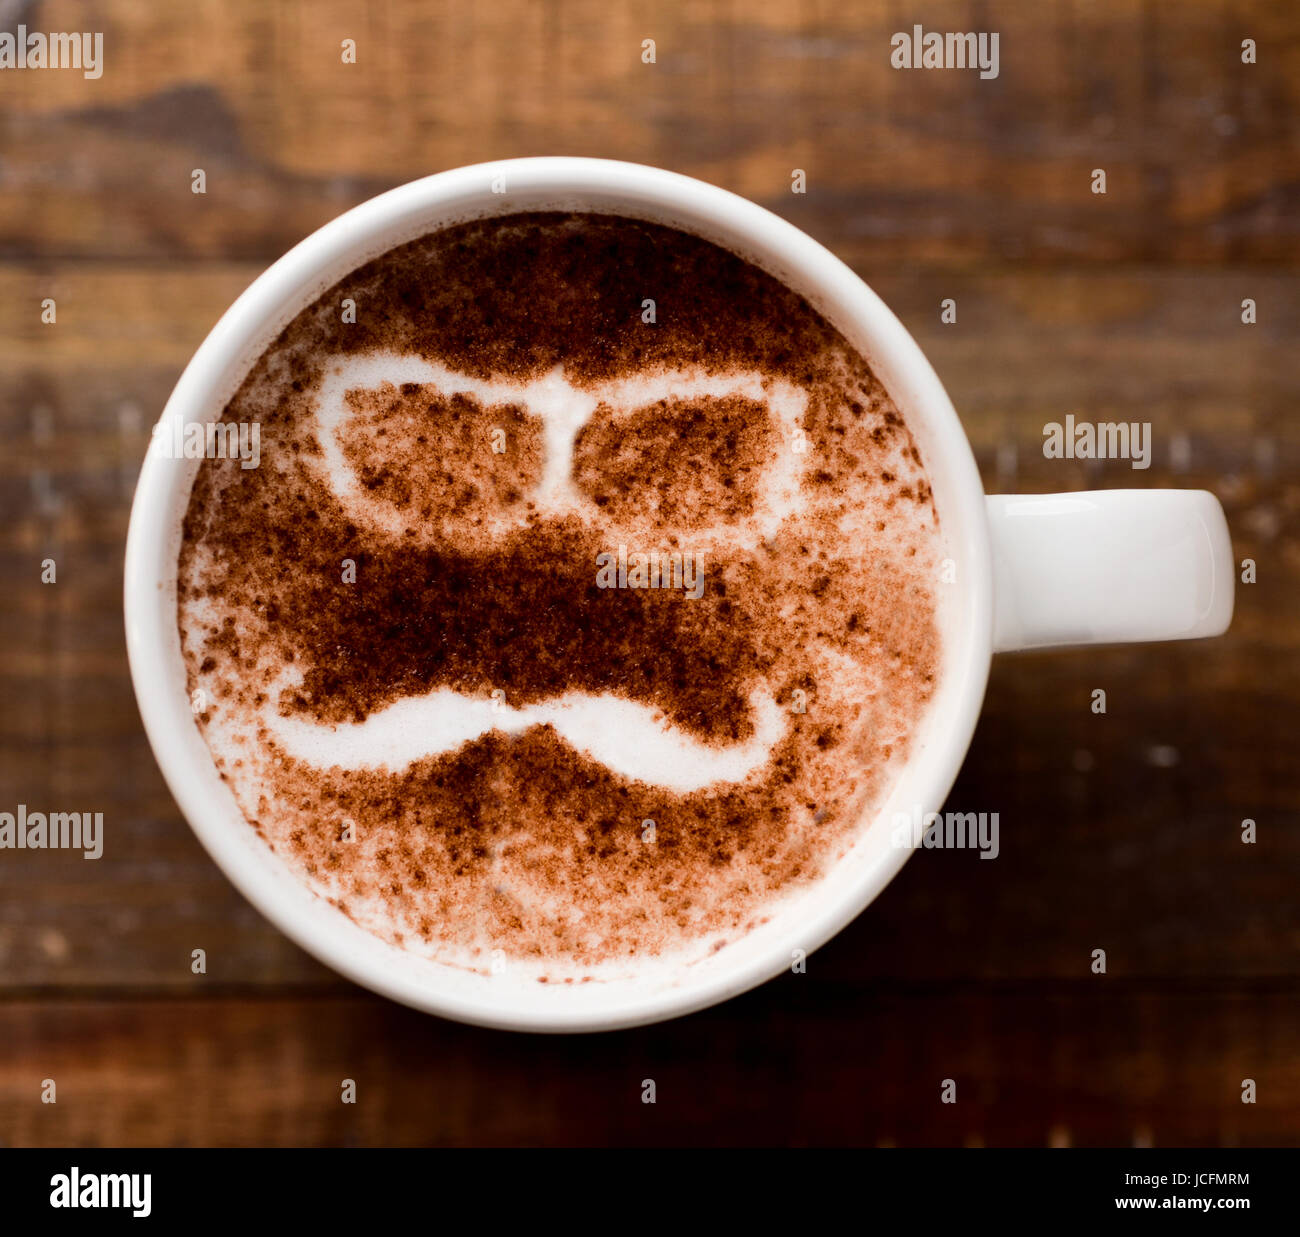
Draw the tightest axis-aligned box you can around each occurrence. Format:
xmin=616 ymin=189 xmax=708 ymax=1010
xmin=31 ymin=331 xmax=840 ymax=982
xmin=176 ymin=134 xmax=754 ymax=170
xmin=313 ymin=353 xmax=810 ymax=549
xmin=262 ymin=672 xmax=785 ymax=791
xmin=177 ymin=212 xmax=949 ymax=978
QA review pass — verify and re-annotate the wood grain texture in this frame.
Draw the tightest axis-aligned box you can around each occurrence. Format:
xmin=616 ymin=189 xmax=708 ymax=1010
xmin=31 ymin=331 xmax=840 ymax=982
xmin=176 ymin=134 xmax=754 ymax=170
xmin=0 ymin=0 xmax=1296 ymax=1146
xmin=0 ymin=0 xmax=1296 ymax=265
xmin=1 ymin=987 xmax=1296 ymax=1147
xmin=2 ymin=265 xmax=1293 ymax=989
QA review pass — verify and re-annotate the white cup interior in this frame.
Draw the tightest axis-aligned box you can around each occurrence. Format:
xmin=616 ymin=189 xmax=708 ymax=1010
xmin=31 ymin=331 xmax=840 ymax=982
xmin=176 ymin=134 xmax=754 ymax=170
xmin=124 ymin=158 xmax=993 ymax=1032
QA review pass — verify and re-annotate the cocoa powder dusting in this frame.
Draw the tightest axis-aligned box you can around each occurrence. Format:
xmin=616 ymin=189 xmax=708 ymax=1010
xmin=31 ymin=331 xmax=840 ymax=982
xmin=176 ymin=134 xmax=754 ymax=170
xmin=177 ymin=212 xmax=946 ymax=976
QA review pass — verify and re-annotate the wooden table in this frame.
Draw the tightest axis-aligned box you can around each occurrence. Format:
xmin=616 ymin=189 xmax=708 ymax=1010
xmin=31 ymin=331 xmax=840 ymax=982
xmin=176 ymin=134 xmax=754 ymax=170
xmin=1 ymin=0 xmax=1296 ymax=1146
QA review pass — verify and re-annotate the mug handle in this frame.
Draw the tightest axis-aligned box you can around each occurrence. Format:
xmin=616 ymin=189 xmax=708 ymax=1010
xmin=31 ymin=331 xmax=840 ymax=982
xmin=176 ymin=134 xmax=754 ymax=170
xmin=986 ymin=490 xmax=1235 ymax=652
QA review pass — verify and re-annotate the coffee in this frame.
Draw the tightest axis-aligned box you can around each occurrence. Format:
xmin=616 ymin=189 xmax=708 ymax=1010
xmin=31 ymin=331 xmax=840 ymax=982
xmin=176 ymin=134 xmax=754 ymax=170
xmin=177 ymin=212 xmax=948 ymax=976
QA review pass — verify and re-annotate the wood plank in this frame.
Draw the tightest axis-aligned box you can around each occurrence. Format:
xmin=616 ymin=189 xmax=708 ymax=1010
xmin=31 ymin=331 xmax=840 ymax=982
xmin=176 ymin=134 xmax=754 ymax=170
xmin=0 ymin=987 xmax=1293 ymax=1146
xmin=0 ymin=1 xmax=1295 ymax=264
xmin=0 ymin=263 xmax=1295 ymax=988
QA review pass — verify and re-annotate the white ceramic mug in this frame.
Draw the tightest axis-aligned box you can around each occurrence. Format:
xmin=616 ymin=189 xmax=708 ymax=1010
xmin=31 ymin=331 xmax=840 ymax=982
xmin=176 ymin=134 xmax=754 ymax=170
xmin=124 ymin=158 xmax=1234 ymax=1032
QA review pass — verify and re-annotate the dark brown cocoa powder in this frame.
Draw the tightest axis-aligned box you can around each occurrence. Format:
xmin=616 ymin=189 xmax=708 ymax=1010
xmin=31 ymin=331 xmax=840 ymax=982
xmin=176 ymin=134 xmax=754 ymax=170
xmin=177 ymin=212 xmax=944 ymax=973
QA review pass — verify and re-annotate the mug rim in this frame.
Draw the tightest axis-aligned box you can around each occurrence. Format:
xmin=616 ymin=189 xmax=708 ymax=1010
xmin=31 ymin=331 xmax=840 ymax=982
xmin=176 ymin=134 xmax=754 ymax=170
xmin=124 ymin=157 xmax=993 ymax=1032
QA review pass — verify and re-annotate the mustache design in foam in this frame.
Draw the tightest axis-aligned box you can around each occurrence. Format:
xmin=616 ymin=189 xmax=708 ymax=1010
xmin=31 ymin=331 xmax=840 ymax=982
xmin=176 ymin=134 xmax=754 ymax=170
xmin=262 ymin=673 xmax=786 ymax=793
xmin=310 ymin=352 xmax=810 ymax=545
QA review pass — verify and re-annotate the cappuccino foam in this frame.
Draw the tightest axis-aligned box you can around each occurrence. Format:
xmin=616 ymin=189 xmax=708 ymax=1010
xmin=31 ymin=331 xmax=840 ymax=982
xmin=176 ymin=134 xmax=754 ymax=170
xmin=177 ymin=212 xmax=949 ymax=977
